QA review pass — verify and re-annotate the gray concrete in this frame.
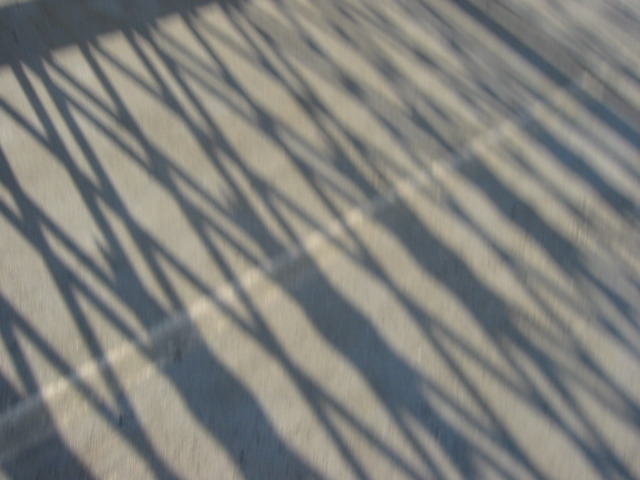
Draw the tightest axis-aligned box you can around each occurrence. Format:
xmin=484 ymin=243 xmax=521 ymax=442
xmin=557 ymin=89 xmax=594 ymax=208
xmin=1 ymin=0 xmax=639 ymax=478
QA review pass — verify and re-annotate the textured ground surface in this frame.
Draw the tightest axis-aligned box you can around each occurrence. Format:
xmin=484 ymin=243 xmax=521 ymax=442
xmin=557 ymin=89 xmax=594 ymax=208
xmin=1 ymin=0 xmax=639 ymax=478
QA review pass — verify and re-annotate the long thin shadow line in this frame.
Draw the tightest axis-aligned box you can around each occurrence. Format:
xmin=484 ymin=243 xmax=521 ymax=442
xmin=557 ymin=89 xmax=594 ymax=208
xmin=237 ymin=5 xmax=441 ymax=168
xmin=528 ymin=102 xmax=640 ymax=189
xmin=0 ymin=157 xmax=179 ymax=479
xmin=524 ymin=118 xmax=638 ymax=219
xmin=394 ymin=0 xmax=640 ymax=153
xmin=2 ymin=1 xmax=636 ymax=476
xmin=443 ymin=188 xmax=640 ymax=425
xmin=164 ymin=117 xmax=600 ymax=476
xmin=216 ymin=13 xmax=516 ymax=477
xmin=301 ymin=0 xmax=503 ymax=118
xmin=151 ymin=12 xmax=439 ymax=476
xmin=9 ymin=57 xmax=184 ymax=320
xmin=0 ymin=292 xmax=120 ymax=423
xmin=135 ymin=14 xmax=376 ymax=231
xmin=178 ymin=7 xmax=382 ymax=249
xmin=0 ymin=187 xmax=223 ymax=336
xmin=74 ymin=36 xmax=289 ymax=356
xmin=0 ymin=73 xmax=154 ymax=369
xmin=287 ymin=0 xmax=512 ymax=109
xmin=447 ymin=164 xmax=638 ymax=478
xmin=24 ymin=67 xmax=270 ymax=265
xmin=226 ymin=263 xmax=535 ymax=479
xmin=162 ymin=38 xmax=413 ymax=188
xmin=1 ymin=82 xmax=233 ymax=304
xmin=81 ymin=37 xmax=271 ymax=307
xmin=46 ymin=46 xmax=368 ymax=211
xmin=0 ymin=99 xmax=51 ymax=146
xmin=127 ymin=25 xmax=297 ymax=264
xmin=379 ymin=198 xmax=634 ymax=479
xmin=0 ymin=295 xmax=95 ymax=479
xmin=109 ymin=24 xmax=350 ymax=480
xmin=2 ymin=36 xmax=400 ymax=348
xmin=276 ymin=151 xmax=550 ymax=477
xmin=505 ymin=149 xmax=640 ymax=295
xmin=291 ymin=0 xmax=461 ymax=151
xmin=448 ymin=0 xmax=640 ymax=149
xmin=190 ymin=3 xmax=457 ymax=170
xmin=109 ymin=8 xmax=441 ymax=189
xmin=13 ymin=55 xmax=182 ymax=479
xmin=220 ymin=6 xmax=392 ymax=201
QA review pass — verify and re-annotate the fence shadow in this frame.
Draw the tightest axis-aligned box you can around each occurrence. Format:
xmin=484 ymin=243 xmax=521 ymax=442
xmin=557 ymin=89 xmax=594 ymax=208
xmin=1 ymin=0 xmax=639 ymax=478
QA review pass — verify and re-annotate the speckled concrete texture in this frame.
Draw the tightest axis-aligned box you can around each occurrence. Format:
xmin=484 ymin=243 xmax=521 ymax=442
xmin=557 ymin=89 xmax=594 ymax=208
xmin=1 ymin=0 xmax=639 ymax=478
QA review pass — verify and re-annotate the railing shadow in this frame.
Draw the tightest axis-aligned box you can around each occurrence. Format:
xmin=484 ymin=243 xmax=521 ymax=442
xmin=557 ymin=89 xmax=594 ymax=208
xmin=1 ymin=0 xmax=639 ymax=478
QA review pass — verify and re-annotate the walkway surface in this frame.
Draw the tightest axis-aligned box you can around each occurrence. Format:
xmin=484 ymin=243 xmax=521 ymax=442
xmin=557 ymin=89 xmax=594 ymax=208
xmin=1 ymin=0 xmax=639 ymax=478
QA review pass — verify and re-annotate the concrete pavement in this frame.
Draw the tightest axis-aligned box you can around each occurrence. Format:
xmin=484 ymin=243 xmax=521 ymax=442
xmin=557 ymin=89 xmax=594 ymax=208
xmin=1 ymin=0 xmax=639 ymax=478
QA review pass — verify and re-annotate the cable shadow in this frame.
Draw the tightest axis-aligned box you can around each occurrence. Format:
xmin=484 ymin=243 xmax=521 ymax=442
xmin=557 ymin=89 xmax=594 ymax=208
xmin=0 ymin=295 xmax=94 ymax=480
xmin=448 ymin=0 xmax=640 ymax=150
xmin=1 ymin=0 xmax=639 ymax=478
xmin=373 ymin=189 xmax=638 ymax=480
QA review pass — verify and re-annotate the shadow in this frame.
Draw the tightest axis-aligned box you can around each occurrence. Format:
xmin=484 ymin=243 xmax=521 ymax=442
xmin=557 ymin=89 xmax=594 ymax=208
xmin=157 ymin=343 xmax=325 ymax=480
xmin=449 ymin=0 xmax=640 ymax=149
xmin=0 ymin=0 xmax=227 ymax=65
xmin=376 ymin=192 xmax=637 ymax=479
xmin=1 ymin=0 xmax=639 ymax=478
xmin=0 ymin=295 xmax=94 ymax=480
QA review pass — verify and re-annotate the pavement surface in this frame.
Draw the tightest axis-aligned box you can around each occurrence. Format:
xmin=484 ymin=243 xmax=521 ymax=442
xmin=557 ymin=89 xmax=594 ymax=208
xmin=1 ymin=0 xmax=639 ymax=478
